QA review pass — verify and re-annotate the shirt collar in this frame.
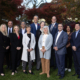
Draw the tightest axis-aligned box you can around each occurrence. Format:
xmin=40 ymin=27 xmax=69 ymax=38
xmin=52 ymin=22 xmax=56 ymax=25
xmin=76 ymin=30 xmax=80 ymax=33
xmin=58 ymin=30 xmax=63 ymax=34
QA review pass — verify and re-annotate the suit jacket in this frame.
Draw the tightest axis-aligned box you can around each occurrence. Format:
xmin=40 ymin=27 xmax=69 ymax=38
xmin=38 ymin=34 xmax=53 ymax=59
xmin=30 ymin=23 xmax=40 ymax=36
xmin=71 ymin=30 xmax=80 ymax=52
xmin=10 ymin=33 xmax=22 ymax=52
xmin=0 ymin=32 xmax=10 ymax=52
xmin=53 ymin=31 xmax=68 ymax=55
xmin=19 ymin=28 xmax=27 ymax=35
xmin=21 ymin=33 xmax=36 ymax=62
xmin=49 ymin=23 xmax=58 ymax=38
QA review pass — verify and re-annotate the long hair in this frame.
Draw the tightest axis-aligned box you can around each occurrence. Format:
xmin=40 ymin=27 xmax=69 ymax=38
xmin=13 ymin=25 xmax=20 ymax=33
xmin=42 ymin=26 xmax=50 ymax=35
xmin=65 ymin=25 xmax=72 ymax=32
xmin=0 ymin=24 xmax=8 ymax=36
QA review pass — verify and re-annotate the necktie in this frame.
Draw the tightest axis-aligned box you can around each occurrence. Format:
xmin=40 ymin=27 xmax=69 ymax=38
xmin=50 ymin=24 xmax=54 ymax=32
xmin=9 ymin=28 xmax=11 ymax=36
xmin=75 ymin=31 xmax=78 ymax=38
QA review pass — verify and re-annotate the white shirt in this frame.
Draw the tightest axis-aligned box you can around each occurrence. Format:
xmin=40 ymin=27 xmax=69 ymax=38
xmin=22 ymin=29 xmax=25 ymax=35
xmin=55 ymin=30 xmax=63 ymax=45
xmin=40 ymin=34 xmax=48 ymax=50
xmin=35 ymin=23 xmax=37 ymax=30
xmin=8 ymin=27 xmax=12 ymax=35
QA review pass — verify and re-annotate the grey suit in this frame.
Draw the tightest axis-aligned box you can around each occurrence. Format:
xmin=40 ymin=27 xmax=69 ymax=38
xmin=53 ymin=31 xmax=68 ymax=77
xmin=38 ymin=34 xmax=53 ymax=60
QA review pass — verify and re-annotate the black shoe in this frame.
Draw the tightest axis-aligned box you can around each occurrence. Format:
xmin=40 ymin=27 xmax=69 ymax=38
xmin=72 ymin=73 xmax=77 ymax=76
xmin=23 ymin=71 xmax=28 ymax=74
xmin=29 ymin=72 xmax=34 ymax=75
xmin=78 ymin=75 xmax=80 ymax=79
xmin=59 ymin=76 xmax=64 ymax=79
xmin=36 ymin=69 xmax=40 ymax=71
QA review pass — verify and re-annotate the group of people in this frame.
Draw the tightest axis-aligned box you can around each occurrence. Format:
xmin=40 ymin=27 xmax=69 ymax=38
xmin=0 ymin=15 xmax=80 ymax=79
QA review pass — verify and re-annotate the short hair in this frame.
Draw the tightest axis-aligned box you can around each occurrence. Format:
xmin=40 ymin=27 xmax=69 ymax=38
xmin=33 ymin=15 xmax=39 ymax=19
xmin=75 ymin=22 xmax=80 ymax=26
xmin=20 ymin=21 xmax=26 ymax=25
xmin=26 ymin=24 xmax=31 ymax=28
xmin=58 ymin=23 xmax=63 ymax=27
xmin=8 ymin=20 xmax=13 ymax=23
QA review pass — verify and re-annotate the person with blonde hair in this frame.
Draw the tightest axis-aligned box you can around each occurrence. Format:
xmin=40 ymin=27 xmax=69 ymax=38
xmin=38 ymin=26 xmax=53 ymax=78
xmin=0 ymin=24 xmax=10 ymax=76
xmin=10 ymin=25 xmax=22 ymax=75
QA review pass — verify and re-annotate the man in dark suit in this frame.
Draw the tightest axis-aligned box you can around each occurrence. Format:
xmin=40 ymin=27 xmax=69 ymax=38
xmin=71 ymin=23 xmax=80 ymax=79
xmin=19 ymin=21 xmax=27 ymax=35
xmin=53 ymin=23 xmax=68 ymax=79
xmin=49 ymin=16 xmax=58 ymax=69
xmin=6 ymin=21 xmax=13 ymax=69
xmin=30 ymin=15 xmax=40 ymax=37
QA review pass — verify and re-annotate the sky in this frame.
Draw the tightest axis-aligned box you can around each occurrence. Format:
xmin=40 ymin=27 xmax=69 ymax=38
xmin=22 ymin=0 xmax=52 ymax=9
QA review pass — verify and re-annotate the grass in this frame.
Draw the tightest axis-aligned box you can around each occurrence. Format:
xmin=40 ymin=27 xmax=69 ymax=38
xmin=0 ymin=63 xmax=79 ymax=80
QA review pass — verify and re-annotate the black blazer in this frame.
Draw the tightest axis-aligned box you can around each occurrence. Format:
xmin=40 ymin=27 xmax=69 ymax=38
xmin=36 ymin=29 xmax=42 ymax=45
xmin=0 ymin=32 xmax=10 ymax=52
xmin=10 ymin=33 xmax=22 ymax=51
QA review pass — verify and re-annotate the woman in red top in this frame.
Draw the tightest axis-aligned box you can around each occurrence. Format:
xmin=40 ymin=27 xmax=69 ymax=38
xmin=10 ymin=25 xmax=22 ymax=75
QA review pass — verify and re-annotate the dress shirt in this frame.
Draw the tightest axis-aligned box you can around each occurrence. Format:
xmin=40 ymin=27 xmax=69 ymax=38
xmin=22 ymin=28 xmax=25 ymax=35
xmin=8 ymin=27 xmax=12 ymax=35
xmin=34 ymin=23 xmax=37 ymax=30
xmin=55 ymin=30 xmax=63 ymax=45
xmin=50 ymin=23 xmax=56 ymax=32
xmin=75 ymin=30 xmax=79 ymax=38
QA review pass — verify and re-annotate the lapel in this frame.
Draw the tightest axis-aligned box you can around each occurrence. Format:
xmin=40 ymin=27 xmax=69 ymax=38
xmin=75 ymin=30 xmax=80 ymax=39
xmin=55 ymin=31 xmax=63 ymax=44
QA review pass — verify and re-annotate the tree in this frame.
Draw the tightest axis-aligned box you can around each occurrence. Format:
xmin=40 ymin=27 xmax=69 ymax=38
xmin=25 ymin=3 xmax=67 ymax=24
xmin=0 ymin=0 xmax=24 ymax=24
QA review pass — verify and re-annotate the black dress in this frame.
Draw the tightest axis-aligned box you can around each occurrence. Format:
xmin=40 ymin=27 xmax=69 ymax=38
xmin=0 ymin=32 xmax=10 ymax=73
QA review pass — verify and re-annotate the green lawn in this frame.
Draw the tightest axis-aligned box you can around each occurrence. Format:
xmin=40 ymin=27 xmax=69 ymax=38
xmin=0 ymin=64 xmax=79 ymax=80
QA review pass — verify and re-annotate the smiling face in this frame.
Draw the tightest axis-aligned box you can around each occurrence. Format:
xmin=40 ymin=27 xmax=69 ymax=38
xmin=52 ymin=16 xmax=56 ymax=23
xmin=21 ymin=22 xmax=26 ymax=29
xmin=8 ymin=21 xmax=13 ymax=28
xmin=44 ymin=27 xmax=48 ymax=34
xmin=40 ymin=22 xmax=45 ymax=28
xmin=75 ymin=24 xmax=80 ymax=31
xmin=14 ymin=26 xmax=19 ymax=33
xmin=2 ymin=25 xmax=6 ymax=32
xmin=33 ymin=16 xmax=38 ymax=23
xmin=26 ymin=27 xmax=31 ymax=33
xmin=66 ymin=26 xmax=70 ymax=32
xmin=58 ymin=24 xmax=63 ymax=31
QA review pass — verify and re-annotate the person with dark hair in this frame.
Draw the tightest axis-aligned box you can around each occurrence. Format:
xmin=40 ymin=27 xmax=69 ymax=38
xmin=36 ymin=21 xmax=45 ymax=70
xmin=53 ymin=24 xmax=68 ymax=79
xmin=71 ymin=23 xmax=80 ymax=79
xmin=19 ymin=21 xmax=27 ymax=35
xmin=65 ymin=25 xmax=73 ymax=72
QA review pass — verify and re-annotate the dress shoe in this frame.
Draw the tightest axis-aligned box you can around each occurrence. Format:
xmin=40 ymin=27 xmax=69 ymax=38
xmin=0 ymin=73 xmax=5 ymax=76
xmin=78 ymin=75 xmax=80 ymax=79
xmin=59 ymin=76 xmax=64 ymax=79
xmin=72 ymin=73 xmax=77 ymax=76
xmin=68 ymin=69 xmax=71 ymax=72
xmin=65 ymin=68 xmax=68 ymax=71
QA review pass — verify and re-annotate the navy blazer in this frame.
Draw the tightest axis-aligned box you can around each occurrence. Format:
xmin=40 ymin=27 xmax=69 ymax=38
xmin=19 ymin=28 xmax=27 ymax=35
xmin=53 ymin=31 xmax=68 ymax=55
xmin=71 ymin=30 xmax=80 ymax=52
xmin=49 ymin=23 xmax=58 ymax=38
xmin=30 ymin=23 xmax=40 ymax=36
